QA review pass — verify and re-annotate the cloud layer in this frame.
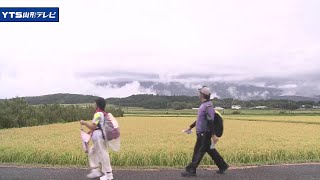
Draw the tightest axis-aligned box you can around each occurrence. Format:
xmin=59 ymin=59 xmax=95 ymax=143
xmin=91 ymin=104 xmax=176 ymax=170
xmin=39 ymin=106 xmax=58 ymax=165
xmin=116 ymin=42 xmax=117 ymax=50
xmin=0 ymin=0 xmax=320 ymax=98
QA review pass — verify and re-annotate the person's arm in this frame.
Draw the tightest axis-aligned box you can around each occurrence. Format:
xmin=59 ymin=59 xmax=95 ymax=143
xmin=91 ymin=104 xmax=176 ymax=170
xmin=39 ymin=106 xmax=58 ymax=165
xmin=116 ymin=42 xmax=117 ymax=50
xmin=206 ymin=106 xmax=216 ymax=135
xmin=87 ymin=129 xmax=93 ymax=135
xmin=183 ymin=120 xmax=196 ymax=133
xmin=80 ymin=120 xmax=97 ymax=131
xmin=80 ymin=112 xmax=100 ymax=131
xmin=212 ymin=134 xmax=219 ymax=144
xmin=207 ymin=120 xmax=215 ymax=135
xmin=189 ymin=121 xmax=196 ymax=129
xmin=206 ymin=107 xmax=219 ymax=143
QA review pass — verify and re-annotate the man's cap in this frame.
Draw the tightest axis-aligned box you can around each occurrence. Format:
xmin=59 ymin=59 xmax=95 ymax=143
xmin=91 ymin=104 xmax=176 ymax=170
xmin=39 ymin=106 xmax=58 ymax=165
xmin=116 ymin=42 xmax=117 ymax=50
xmin=198 ymin=86 xmax=211 ymax=96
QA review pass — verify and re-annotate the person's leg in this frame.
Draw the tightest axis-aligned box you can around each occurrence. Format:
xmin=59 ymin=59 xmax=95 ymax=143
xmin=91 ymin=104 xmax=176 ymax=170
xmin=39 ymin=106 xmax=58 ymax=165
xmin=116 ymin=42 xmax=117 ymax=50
xmin=96 ymin=139 xmax=112 ymax=172
xmin=185 ymin=136 xmax=201 ymax=173
xmin=87 ymin=143 xmax=103 ymax=178
xmin=88 ymin=146 xmax=99 ymax=168
xmin=95 ymin=139 xmax=113 ymax=180
xmin=183 ymin=133 xmax=210 ymax=176
xmin=207 ymin=148 xmax=229 ymax=174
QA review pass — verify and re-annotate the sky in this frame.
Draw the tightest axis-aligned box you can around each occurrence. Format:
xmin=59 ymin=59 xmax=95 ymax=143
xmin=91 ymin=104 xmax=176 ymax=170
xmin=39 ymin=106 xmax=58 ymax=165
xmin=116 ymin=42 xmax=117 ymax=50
xmin=0 ymin=0 xmax=320 ymax=98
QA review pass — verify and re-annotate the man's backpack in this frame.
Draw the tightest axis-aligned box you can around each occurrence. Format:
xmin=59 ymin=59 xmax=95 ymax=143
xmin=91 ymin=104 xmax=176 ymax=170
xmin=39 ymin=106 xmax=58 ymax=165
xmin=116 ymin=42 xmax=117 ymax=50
xmin=213 ymin=110 xmax=224 ymax=137
xmin=206 ymin=106 xmax=224 ymax=137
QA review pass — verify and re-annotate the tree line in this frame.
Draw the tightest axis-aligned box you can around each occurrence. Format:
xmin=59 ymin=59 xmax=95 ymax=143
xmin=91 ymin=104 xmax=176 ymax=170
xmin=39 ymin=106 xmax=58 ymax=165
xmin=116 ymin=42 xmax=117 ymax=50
xmin=1 ymin=93 xmax=319 ymax=112
xmin=23 ymin=93 xmax=98 ymax=105
xmin=7 ymin=93 xmax=319 ymax=110
xmin=0 ymin=98 xmax=124 ymax=129
xmin=107 ymin=94 xmax=320 ymax=110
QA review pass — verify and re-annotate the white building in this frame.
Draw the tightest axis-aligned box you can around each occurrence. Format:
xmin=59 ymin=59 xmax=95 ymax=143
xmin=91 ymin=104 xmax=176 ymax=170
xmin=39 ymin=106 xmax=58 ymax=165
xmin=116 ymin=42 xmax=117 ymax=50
xmin=215 ymin=107 xmax=225 ymax=110
xmin=254 ymin=106 xmax=268 ymax=109
xmin=231 ymin=105 xmax=241 ymax=110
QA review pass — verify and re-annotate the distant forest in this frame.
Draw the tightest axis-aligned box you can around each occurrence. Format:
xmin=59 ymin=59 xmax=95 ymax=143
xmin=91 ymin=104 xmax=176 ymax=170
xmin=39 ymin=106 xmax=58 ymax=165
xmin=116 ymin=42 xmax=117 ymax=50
xmin=107 ymin=94 xmax=319 ymax=110
xmin=2 ymin=93 xmax=318 ymax=110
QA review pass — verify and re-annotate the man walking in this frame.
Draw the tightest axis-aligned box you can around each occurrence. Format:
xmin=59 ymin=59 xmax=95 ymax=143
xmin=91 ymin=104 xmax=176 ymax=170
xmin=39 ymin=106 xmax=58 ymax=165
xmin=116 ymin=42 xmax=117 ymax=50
xmin=181 ymin=86 xmax=229 ymax=177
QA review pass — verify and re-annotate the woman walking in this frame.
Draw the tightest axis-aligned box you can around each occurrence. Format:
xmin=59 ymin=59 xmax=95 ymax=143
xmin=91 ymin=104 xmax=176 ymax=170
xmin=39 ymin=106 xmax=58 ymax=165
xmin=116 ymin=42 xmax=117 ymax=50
xmin=80 ymin=97 xmax=113 ymax=180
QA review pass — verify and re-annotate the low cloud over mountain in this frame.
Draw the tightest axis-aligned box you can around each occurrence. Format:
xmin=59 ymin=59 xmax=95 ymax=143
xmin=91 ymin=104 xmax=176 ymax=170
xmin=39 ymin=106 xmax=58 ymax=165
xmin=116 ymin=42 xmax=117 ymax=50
xmin=88 ymin=71 xmax=320 ymax=101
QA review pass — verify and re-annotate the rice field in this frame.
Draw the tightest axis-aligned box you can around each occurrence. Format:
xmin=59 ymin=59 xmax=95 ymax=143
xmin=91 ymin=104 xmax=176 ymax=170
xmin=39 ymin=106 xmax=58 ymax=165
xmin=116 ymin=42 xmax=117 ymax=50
xmin=125 ymin=107 xmax=320 ymax=116
xmin=227 ymin=116 xmax=320 ymax=124
xmin=1 ymin=116 xmax=320 ymax=167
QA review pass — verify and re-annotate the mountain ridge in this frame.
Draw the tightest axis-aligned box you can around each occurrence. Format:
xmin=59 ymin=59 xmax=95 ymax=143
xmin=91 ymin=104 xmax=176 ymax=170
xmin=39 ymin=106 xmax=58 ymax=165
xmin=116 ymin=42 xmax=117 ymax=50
xmin=1 ymin=93 xmax=318 ymax=105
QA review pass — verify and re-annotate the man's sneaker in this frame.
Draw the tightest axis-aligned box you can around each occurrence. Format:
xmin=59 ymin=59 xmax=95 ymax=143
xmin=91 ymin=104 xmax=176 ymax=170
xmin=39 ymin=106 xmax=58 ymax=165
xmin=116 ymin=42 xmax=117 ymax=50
xmin=216 ymin=164 xmax=229 ymax=174
xmin=181 ymin=171 xmax=196 ymax=177
xmin=100 ymin=172 xmax=113 ymax=180
xmin=86 ymin=169 xmax=103 ymax=179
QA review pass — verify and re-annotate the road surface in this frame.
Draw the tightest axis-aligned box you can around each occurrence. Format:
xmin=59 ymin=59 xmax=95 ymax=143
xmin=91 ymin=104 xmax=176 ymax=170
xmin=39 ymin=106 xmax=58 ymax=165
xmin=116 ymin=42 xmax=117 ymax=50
xmin=1 ymin=164 xmax=320 ymax=180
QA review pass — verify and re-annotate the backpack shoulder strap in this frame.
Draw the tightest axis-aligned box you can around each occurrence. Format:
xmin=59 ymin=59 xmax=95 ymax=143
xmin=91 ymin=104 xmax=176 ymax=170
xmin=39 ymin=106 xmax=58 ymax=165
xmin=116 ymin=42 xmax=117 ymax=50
xmin=95 ymin=112 xmax=106 ymax=140
xmin=205 ymin=104 xmax=213 ymax=111
xmin=205 ymin=104 xmax=214 ymax=120
xmin=214 ymin=109 xmax=223 ymax=118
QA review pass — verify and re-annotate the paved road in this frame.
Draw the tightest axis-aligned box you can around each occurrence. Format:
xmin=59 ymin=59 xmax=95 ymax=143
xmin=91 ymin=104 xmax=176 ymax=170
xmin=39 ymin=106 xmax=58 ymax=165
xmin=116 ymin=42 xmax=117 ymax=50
xmin=1 ymin=164 xmax=320 ymax=180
